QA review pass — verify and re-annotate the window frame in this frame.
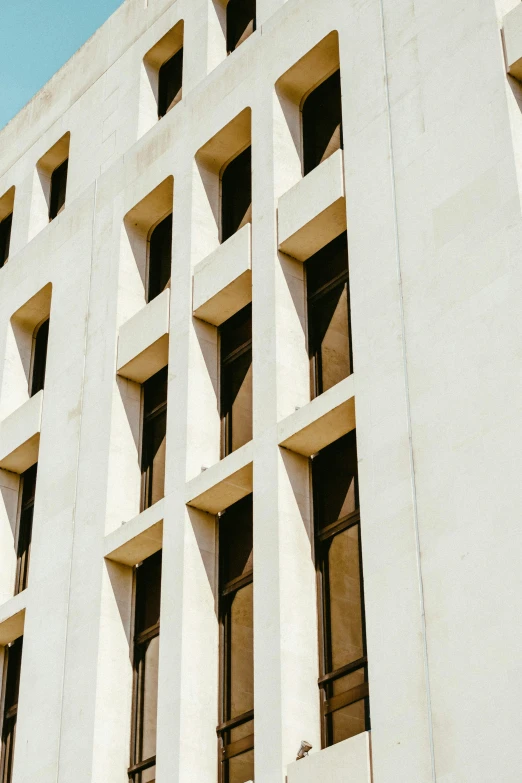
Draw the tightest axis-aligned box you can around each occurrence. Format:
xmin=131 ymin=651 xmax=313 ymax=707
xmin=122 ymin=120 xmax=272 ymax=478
xmin=140 ymin=367 xmax=168 ymax=512
xmin=14 ymin=464 xmax=37 ymax=596
xmin=157 ymin=47 xmax=184 ymax=119
xmin=0 ymin=636 xmax=23 ymax=783
xmin=226 ymin=0 xmax=256 ymax=55
xmin=30 ymin=318 xmax=50 ymax=397
xmin=301 ymin=68 xmax=344 ymax=177
xmin=48 ymin=158 xmax=68 ymax=221
xmin=147 ymin=213 xmax=173 ymax=303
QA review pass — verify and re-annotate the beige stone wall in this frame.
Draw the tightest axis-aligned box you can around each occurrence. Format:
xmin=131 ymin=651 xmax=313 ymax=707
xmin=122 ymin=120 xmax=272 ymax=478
xmin=0 ymin=0 xmax=522 ymax=781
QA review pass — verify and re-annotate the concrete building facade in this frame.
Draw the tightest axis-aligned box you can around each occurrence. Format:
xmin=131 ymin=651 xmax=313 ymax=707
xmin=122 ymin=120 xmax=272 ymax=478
xmin=1 ymin=0 xmax=522 ymax=781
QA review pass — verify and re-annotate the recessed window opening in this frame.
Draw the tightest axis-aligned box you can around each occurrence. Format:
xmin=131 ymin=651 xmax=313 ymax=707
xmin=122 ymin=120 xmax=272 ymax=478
xmin=221 ymin=146 xmax=252 ymax=244
xmin=129 ymin=550 xmax=162 ymax=783
xmin=48 ymin=158 xmax=68 ymax=220
xmin=148 ymin=214 xmax=172 ymax=303
xmin=158 ymin=49 xmax=183 ymax=119
xmin=226 ymin=0 xmax=256 ymax=54
xmin=14 ymin=463 xmax=37 ymax=595
xmin=141 ymin=366 xmax=168 ymax=512
xmin=30 ymin=318 xmax=49 ymax=397
xmin=217 ymin=495 xmax=254 ymax=783
xmin=0 ymin=214 xmax=12 ymax=270
xmin=302 ymin=69 xmax=343 ymax=176
xmin=312 ymin=431 xmax=369 ymax=748
xmin=306 ymin=231 xmax=351 ymax=398
xmin=220 ymin=304 xmax=252 ymax=458
xmin=0 ymin=635 xmax=23 ymax=783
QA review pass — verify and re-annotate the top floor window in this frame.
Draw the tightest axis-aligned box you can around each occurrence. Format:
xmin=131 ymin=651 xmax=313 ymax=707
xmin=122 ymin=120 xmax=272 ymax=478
xmin=148 ymin=214 xmax=172 ymax=303
xmin=226 ymin=0 xmax=256 ymax=54
xmin=0 ymin=213 xmax=12 ymax=269
xmin=49 ymin=158 xmax=68 ymax=221
xmin=302 ymin=69 xmax=343 ymax=176
xmin=158 ymin=48 xmax=183 ymax=118
xmin=30 ymin=318 xmax=50 ymax=397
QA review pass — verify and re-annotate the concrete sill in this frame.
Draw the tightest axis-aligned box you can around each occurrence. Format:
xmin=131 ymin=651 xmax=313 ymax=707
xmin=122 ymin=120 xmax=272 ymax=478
xmin=287 ymin=731 xmax=372 ymax=783
xmin=186 ymin=441 xmax=253 ymax=514
xmin=0 ymin=391 xmax=43 ymax=473
xmin=193 ymin=223 xmax=252 ymax=326
xmin=105 ymin=498 xmax=164 ymax=567
xmin=278 ymin=375 xmax=355 ymax=457
xmin=117 ymin=288 xmax=170 ymax=383
xmin=278 ymin=149 xmax=346 ymax=262
xmin=0 ymin=591 xmax=27 ymax=645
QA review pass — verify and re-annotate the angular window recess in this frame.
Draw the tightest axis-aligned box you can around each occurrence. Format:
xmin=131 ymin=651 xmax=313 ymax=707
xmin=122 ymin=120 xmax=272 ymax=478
xmin=194 ymin=109 xmax=251 ymax=262
xmin=302 ymin=69 xmax=343 ymax=176
xmin=0 ymin=635 xmax=23 ymax=783
xmin=129 ymin=550 xmax=162 ymax=783
xmin=217 ymin=495 xmax=254 ymax=783
xmin=122 ymin=177 xmax=174 ymax=310
xmin=48 ymin=158 xmax=68 ymax=220
xmin=306 ymin=232 xmax=351 ymax=398
xmin=141 ymin=22 xmax=184 ymax=134
xmin=221 ymin=147 xmax=252 ymax=244
xmin=14 ymin=463 xmax=37 ymax=595
xmin=2 ymin=285 xmax=52 ymax=420
xmin=30 ymin=319 xmax=49 ymax=397
xmin=31 ymin=134 xmax=70 ymax=236
xmin=276 ymin=32 xmax=341 ymax=184
xmin=226 ymin=0 xmax=256 ymax=54
xmin=141 ymin=366 xmax=168 ymax=512
xmin=0 ymin=188 xmax=15 ymax=268
xmin=220 ymin=304 xmax=252 ymax=458
xmin=312 ymin=431 xmax=370 ymax=748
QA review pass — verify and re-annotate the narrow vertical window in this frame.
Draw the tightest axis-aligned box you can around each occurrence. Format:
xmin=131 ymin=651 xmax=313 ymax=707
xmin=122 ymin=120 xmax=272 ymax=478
xmin=158 ymin=49 xmax=183 ymax=118
xmin=0 ymin=636 xmax=23 ymax=783
xmin=226 ymin=0 xmax=256 ymax=53
xmin=147 ymin=215 xmax=172 ymax=303
xmin=221 ymin=146 xmax=251 ymax=243
xmin=141 ymin=367 xmax=168 ymax=511
xmin=129 ymin=551 xmax=161 ymax=783
xmin=306 ymin=232 xmax=352 ymax=398
xmin=220 ymin=305 xmax=252 ymax=458
xmin=14 ymin=464 xmax=37 ymax=595
xmin=0 ymin=213 xmax=12 ymax=268
xmin=313 ymin=431 xmax=369 ymax=748
xmin=30 ymin=318 xmax=50 ymax=397
xmin=302 ymin=69 xmax=343 ymax=176
xmin=217 ymin=495 xmax=254 ymax=783
xmin=49 ymin=158 xmax=68 ymax=220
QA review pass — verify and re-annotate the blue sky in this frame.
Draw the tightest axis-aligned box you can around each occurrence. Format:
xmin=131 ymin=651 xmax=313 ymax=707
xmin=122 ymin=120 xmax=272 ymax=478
xmin=0 ymin=0 xmax=124 ymax=130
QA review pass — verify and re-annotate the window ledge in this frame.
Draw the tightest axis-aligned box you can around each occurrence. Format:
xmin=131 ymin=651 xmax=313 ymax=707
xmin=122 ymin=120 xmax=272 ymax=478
xmin=287 ymin=731 xmax=372 ymax=783
xmin=0 ymin=590 xmax=27 ymax=645
xmin=104 ymin=498 xmax=164 ymax=567
xmin=186 ymin=440 xmax=253 ymax=514
xmin=117 ymin=289 xmax=170 ymax=383
xmin=0 ymin=390 xmax=43 ymax=473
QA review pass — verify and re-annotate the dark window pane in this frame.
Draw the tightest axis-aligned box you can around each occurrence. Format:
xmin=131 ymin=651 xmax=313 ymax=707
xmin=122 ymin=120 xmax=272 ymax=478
xmin=1 ymin=636 xmax=23 ymax=783
xmin=15 ymin=463 xmax=37 ymax=594
xmin=331 ymin=698 xmax=367 ymax=745
xmin=158 ymin=48 xmax=183 ymax=118
xmin=226 ymin=0 xmax=256 ymax=53
xmin=148 ymin=214 xmax=172 ymax=302
xmin=307 ymin=233 xmax=351 ymax=398
xmin=303 ymin=70 xmax=343 ymax=175
xmin=220 ymin=496 xmax=253 ymax=585
xmin=227 ymin=582 xmax=254 ymax=719
xmin=135 ymin=551 xmax=162 ymax=634
xmin=136 ymin=636 xmax=159 ymax=761
xmin=49 ymin=159 xmax=68 ymax=220
xmin=30 ymin=319 xmax=49 ymax=396
xmin=220 ymin=306 xmax=252 ymax=457
xmin=141 ymin=368 xmax=168 ymax=511
xmin=226 ymin=748 xmax=255 ymax=783
xmin=313 ymin=431 xmax=358 ymax=529
xmin=221 ymin=147 xmax=251 ymax=243
xmin=0 ymin=213 xmax=12 ymax=268
xmin=229 ymin=719 xmax=254 ymax=745
xmin=326 ymin=525 xmax=364 ymax=670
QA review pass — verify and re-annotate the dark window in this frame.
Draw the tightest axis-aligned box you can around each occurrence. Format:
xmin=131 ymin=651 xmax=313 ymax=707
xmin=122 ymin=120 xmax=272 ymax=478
xmin=217 ymin=495 xmax=254 ymax=783
xmin=148 ymin=215 xmax=172 ymax=303
xmin=302 ymin=70 xmax=343 ymax=176
xmin=30 ymin=319 xmax=49 ymax=397
xmin=158 ymin=49 xmax=183 ymax=118
xmin=141 ymin=367 xmax=168 ymax=511
xmin=0 ymin=213 xmax=12 ymax=268
xmin=226 ymin=0 xmax=256 ymax=54
xmin=0 ymin=636 xmax=23 ymax=783
xmin=221 ymin=147 xmax=251 ymax=244
xmin=313 ymin=431 xmax=369 ymax=748
xmin=220 ymin=304 xmax=252 ymax=457
xmin=49 ymin=159 xmax=68 ymax=220
xmin=129 ymin=551 xmax=162 ymax=783
xmin=14 ymin=464 xmax=37 ymax=595
xmin=307 ymin=232 xmax=352 ymax=398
